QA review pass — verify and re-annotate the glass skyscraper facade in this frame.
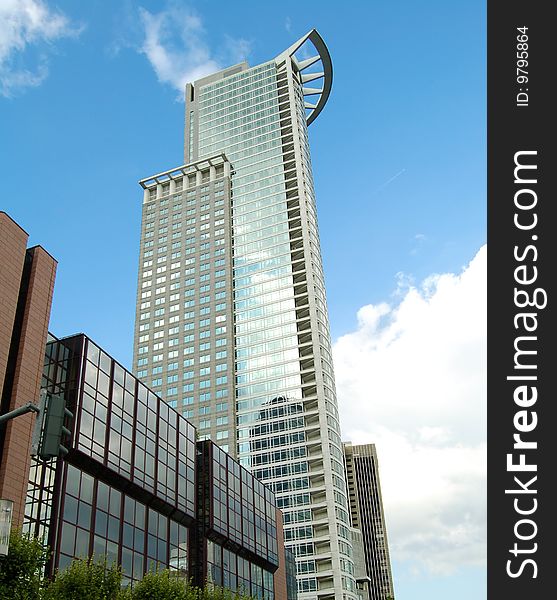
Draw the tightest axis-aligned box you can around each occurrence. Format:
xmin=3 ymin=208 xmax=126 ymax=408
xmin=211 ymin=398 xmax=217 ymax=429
xmin=133 ymin=30 xmax=357 ymax=599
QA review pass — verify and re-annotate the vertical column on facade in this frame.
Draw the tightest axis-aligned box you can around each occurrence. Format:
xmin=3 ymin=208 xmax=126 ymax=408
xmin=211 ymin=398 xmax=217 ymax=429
xmin=278 ymin=53 xmax=357 ymax=599
xmin=0 ymin=225 xmax=57 ymax=527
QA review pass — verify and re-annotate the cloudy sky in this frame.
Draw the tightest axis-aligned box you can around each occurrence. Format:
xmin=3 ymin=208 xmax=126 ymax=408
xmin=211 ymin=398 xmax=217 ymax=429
xmin=0 ymin=1 xmax=486 ymax=598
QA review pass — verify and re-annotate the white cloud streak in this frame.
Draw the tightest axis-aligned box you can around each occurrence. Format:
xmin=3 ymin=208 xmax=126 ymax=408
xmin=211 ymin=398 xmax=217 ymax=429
xmin=138 ymin=4 xmax=251 ymax=96
xmin=334 ymin=246 xmax=487 ymax=575
xmin=0 ymin=0 xmax=81 ymax=97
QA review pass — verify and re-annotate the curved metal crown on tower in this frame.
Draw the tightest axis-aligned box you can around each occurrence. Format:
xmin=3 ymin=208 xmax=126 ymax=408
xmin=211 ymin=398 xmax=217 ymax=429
xmin=275 ymin=29 xmax=333 ymax=126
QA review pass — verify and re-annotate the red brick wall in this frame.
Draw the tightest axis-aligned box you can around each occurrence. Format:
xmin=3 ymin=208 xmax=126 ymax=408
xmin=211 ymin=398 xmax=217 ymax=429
xmin=274 ymin=508 xmax=288 ymax=600
xmin=0 ymin=212 xmax=28 ymax=395
xmin=0 ymin=213 xmax=57 ymax=527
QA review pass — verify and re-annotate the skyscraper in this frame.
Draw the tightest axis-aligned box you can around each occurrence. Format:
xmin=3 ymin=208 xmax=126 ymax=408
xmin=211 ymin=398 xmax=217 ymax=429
xmin=133 ymin=30 xmax=358 ymax=599
xmin=343 ymin=443 xmax=395 ymax=600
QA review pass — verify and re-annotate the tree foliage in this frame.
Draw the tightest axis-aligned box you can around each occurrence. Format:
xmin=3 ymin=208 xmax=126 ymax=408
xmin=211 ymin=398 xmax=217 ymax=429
xmin=0 ymin=529 xmax=48 ymax=600
xmin=42 ymin=557 xmax=122 ymax=600
xmin=124 ymin=570 xmax=196 ymax=600
xmin=1 ymin=532 xmax=254 ymax=600
xmin=126 ymin=571 xmax=253 ymax=600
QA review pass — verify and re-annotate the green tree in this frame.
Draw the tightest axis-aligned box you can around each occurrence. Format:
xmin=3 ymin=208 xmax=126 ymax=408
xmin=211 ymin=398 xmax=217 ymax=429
xmin=0 ymin=529 xmax=48 ymax=600
xmin=43 ymin=556 xmax=122 ymax=600
xmin=198 ymin=585 xmax=254 ymax=600
xmin=126 ymin=570 xmax=197 ymax=600
xmin=125 ymin=570 xmax=254 ymax=600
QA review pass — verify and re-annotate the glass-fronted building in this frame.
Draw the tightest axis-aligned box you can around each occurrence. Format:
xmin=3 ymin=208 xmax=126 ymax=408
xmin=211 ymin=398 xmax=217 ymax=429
xmin=23 ymin=333 xmax=283 ymax=596
xmin=133 ymin=30 xmax=357 ymax=599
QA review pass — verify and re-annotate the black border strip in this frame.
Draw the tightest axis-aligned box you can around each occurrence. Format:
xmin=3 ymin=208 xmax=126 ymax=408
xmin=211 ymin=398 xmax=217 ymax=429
xmin=488 ymin=2 xmax=556 ymax=597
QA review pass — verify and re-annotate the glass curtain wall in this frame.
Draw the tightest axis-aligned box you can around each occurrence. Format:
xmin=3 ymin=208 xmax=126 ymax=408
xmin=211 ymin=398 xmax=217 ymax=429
xmin=186 ymin=40 xmax=357 ymax=599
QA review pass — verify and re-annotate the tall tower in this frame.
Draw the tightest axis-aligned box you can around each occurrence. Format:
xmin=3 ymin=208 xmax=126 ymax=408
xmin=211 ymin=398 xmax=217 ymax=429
xmin=343 ymin=443 xmax=395 ymax=600
xmin=133 ymin=30 xmax=357 ymax=599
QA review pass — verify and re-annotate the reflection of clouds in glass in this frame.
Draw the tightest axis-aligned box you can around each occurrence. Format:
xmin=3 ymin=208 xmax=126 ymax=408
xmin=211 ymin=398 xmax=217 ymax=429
xmin=234 ymin=249 xmax=272 ymax=265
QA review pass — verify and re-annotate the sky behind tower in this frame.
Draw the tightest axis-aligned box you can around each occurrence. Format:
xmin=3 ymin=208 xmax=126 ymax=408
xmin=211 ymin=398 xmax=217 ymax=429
xmin=0 ymin=1 xmax=486 ymax=598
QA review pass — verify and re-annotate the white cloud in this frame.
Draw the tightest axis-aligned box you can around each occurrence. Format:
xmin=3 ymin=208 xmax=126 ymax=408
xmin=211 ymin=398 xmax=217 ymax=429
xmin=334 ymin=246 xmax=486 ymax=575
xmin=138 ymin=5 xmax=251 ymax=96
xmin=0 ymin=0 xmax=81 ymax=97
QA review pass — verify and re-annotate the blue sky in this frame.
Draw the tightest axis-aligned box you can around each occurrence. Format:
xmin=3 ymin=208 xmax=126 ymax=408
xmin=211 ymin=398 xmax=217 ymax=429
xmin=0 ymin=1 xmax=486 ymax=598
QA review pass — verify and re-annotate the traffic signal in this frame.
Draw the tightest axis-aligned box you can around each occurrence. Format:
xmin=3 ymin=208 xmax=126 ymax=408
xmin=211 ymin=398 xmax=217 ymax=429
xmin=31 ymin=390 xmax=73 ymax=459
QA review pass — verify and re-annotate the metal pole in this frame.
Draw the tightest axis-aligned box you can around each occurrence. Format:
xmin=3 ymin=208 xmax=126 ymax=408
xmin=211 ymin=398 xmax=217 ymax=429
xmin=0 ymin=402 xmax=39 ymax=425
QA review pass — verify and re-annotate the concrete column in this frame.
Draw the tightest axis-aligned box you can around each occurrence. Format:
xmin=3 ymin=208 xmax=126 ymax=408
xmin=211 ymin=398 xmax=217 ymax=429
xmin=196 ymin=171 xmax=203 ymax=186
xmin=169 ymin=179 xmax=176 ymax=194
xmin=209 ymin=166 xmax=216 ymax=181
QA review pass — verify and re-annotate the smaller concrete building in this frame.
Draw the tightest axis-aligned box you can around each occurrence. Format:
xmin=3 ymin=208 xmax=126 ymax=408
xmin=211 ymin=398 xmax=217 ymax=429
xmin=343 ymin=443 xmax=395 ymax=600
